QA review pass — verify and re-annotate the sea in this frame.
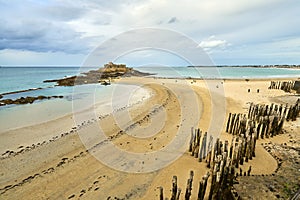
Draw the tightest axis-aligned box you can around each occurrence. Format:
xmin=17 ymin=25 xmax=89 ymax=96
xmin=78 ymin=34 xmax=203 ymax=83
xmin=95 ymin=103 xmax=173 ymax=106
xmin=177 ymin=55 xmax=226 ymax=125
xmin=0 ymin=66 xmax=299 ymax=132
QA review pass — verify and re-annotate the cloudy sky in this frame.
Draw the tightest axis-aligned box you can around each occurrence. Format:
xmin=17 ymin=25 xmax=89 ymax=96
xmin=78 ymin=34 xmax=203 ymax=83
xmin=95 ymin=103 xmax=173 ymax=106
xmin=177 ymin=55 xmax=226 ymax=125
xmin=0 ymin=0 xmax=299 ymax=66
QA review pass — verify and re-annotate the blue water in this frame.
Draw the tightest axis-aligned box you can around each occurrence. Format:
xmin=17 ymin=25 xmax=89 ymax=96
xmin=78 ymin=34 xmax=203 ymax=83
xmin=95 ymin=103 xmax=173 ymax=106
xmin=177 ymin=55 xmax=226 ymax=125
xmin=0 ymin=67 xmax=81 ymax=94
xmin=136 ymin=66 xmax=300 ymax=79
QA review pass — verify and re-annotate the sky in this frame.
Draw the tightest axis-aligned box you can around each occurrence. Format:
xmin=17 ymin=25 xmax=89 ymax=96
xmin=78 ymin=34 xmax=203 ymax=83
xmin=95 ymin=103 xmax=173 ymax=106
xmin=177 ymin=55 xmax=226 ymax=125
xmin=0 ymin=0 xmax=299 ymax=66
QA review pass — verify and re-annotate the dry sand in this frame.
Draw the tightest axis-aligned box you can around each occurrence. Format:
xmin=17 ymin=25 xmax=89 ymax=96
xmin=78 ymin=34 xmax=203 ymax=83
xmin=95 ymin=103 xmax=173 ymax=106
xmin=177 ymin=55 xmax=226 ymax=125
xmin=0 ymin=77 xmax=299 ymax=199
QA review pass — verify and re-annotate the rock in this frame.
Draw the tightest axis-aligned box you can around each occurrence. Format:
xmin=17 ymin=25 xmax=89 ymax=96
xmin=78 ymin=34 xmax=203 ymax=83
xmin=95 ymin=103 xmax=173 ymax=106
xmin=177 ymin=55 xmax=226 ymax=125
xmin=0 ymin=95 xmax=64 ymax=106
xmin=268 ymin=185 xmax=276 ymax=192
xmin=43 ymin=62 xmax=152 ymax=86
xmin=37 ymin=96 xmax=47 ymax=100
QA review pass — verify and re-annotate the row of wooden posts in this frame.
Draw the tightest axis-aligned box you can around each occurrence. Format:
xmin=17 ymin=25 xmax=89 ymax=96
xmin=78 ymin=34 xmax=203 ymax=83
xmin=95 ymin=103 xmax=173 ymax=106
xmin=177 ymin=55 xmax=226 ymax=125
xmin=226 ymin=100 xmax=300 ymax=140
xmin=159 ymin=129 xmax=255 ymax=200
xmin=188 ymin=128 xmax=256 ymax=168
xmin=159 ymin=100 xmax=299 ymax=199
xmin=286 ymin=99 xmax=300 ymax=121
xmin=268 ymin=81 xmax=295 ymax=92
xmin=226 ymin=111 xmax=284 ymax=139
xmin=248 ymin=100 xmax=299 ymax=122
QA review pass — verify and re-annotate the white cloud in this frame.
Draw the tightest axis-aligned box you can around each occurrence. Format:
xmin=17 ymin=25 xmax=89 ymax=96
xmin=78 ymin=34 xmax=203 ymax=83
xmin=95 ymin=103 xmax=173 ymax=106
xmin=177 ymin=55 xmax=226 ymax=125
xmin=198 ymin=36 xmax=230 ymax=51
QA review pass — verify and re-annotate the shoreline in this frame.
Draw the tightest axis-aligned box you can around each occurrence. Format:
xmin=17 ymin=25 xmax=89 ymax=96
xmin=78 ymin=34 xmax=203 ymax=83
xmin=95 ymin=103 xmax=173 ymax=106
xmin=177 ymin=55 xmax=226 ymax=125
xmin=0 ymin=76 xmax=299 ymax=199
xmin=0 ymin=83 xmax=153 ymax=134
xmin=146 ymin=76 xmax=300 ymax=81
xmin=0 ymin=75 xmax=300 ymax=99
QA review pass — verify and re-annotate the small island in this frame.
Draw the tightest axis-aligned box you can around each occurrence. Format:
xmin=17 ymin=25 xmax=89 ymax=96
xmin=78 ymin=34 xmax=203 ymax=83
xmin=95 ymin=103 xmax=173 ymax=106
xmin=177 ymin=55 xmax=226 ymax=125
xmin=0 ymin=63 xmax=152 ymax=107
xmin=43 ymin=62 xmax=152 ymax=86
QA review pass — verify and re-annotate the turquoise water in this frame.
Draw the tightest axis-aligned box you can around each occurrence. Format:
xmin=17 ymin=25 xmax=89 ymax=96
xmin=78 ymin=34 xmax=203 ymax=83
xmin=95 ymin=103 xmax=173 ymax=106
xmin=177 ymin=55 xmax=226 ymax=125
xmin=0 ymin=67 xmax=82 ymax=94
xmin=0 ymin=83 xmax=150 ymax=132
xmin=136 ymin=66 xmax=300 ymax=79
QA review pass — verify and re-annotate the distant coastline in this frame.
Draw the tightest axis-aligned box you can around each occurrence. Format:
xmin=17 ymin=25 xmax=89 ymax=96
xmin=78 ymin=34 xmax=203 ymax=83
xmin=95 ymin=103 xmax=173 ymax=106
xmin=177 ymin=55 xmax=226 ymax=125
xmin=187 ymin=65 xmax=300 ymax=69
xmin=1 ymin=64 xmax=299 ymax=69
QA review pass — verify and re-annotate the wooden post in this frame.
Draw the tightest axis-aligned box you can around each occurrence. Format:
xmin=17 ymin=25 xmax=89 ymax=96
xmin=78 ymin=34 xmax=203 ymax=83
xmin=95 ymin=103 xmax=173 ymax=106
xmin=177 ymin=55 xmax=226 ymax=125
xmin=248 ymin=103 xmax=253 ymax=119
xmin=202 ymin=172 xmax=210 ymax=199
xmin=233 ymin=114 xmax=240 ymax=135
xmin=175 ymin=188 xmax=181 ymax=200
xmin=199 ymin=132 xmax=207 ymax=162
xmin=256 ymin=120 xmax=262 ymax=139
xmin=233 ymin=142 xmax=239 ymax=168
xmin=229 ymin=139 xmax=233 ymax=159
xmin=189 ymin=127 xmax=194 ymax=152
xmin=252 ymin=135 xmax=257 ymax=157
xmin=206 ymin=135 xmax=213 ymax=168
xmin=159 ymin=187 xmax=164 ymax=200
xmin=261 ymin=119 xmax=266 ymax=139
xmin=229 ymin=114 xmax=236 ymax=134
xmin=198 ymin=180 xmax=204 ymax=200
xmin=247 ymin=166 xmax=252 ymax=176
xmin=226 ymin=113 xmax=231 ymax=132
xmin=239 ymin=144 xmax=243 ymax=166
xmin=245 ymin=137 xmax=249 ymax=162
xmin=208 ymin=168 xmax=217 ymax=200
xmin=171 ymin=176 xmax=177 ymax=200
xmin=185 ymin=171 xmax=194 ymax=200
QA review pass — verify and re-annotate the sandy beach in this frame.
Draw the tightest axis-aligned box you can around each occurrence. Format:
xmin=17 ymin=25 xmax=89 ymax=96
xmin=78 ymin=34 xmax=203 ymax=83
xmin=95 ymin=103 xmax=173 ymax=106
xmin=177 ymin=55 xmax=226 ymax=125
xmin=0 ymin=77 xmax=299 ymax=199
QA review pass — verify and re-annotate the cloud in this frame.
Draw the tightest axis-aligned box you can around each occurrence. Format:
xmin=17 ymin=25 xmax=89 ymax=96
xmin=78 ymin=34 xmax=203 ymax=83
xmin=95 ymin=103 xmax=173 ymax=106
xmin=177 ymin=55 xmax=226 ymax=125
xmin=208 ymin=36 xmax=300 ymax=65
xmin=0 ymin=0 xmax=299 ymax=65
xmin=0 ymin=49 xmax=85 ymax=66
xmin=168 ymin=17 xmax=178 ymax=24
xmin=198 ymin=36 xmax=230 ymax=51
xmin=0 ymin=18 xmax=89 ymax=53
xmin=0 ymin=1 xmax=91 ymax=54
xmin=41 ymin=4 xmax=87 ymax=21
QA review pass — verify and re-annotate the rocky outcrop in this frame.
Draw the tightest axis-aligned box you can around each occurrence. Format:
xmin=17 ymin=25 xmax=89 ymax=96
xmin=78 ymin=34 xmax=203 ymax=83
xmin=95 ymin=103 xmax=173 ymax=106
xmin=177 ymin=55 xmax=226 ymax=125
xmin=0 ymin=88 xmax=43 ymax=96
xmin=0 ymin=96 xmax=63 ymax=106
xmin=44 ymin=62 xmax=152 ymax=86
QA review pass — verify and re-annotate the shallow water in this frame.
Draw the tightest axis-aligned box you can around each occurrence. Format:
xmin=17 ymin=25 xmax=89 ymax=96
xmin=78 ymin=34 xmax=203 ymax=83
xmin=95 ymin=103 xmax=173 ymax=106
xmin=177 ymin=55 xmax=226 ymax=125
xmin=0 ymin=83 xmax=151 ymax=132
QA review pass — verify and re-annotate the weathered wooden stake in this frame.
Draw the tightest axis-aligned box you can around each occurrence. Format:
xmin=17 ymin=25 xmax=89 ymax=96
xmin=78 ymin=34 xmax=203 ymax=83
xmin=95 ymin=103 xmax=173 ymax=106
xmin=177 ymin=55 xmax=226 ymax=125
xmin=159 ymin=187 xmax=164 ymax=200
xmin=171 ymin=176 xmax=177 ymax=200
